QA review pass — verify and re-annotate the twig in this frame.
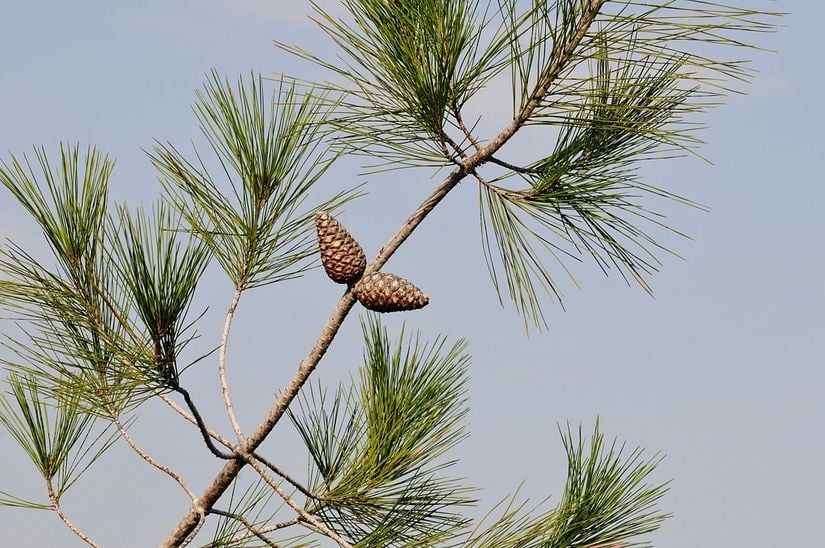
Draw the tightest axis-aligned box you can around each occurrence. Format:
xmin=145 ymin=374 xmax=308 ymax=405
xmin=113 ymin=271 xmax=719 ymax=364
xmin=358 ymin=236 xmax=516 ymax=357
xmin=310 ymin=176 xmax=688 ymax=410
xmin=242 ymin=456 xmax=353 ymax=548
xmin=252 ymin=451 xmax=320 ymax=501
xmin=219 ymin=288 xmax=245 ymax=442
xmin=158 ymin=392 xmax=236 ymax=450
xmin=112 ymin=414 xmax=197 ymax=502
xmin=46 ymin=479 xmax=99 ymax=548
xmin=437 ymin=133 xmax=461 ymax=166
xmin=488 ymin=156 xmax=542 ymax=174
xmin=160 ymin=389 xmax=317 ymax=505
xmin=255 ymin=518 xmax=302 ymax=535
xmin=162 ymin=4 xmax=607 ymax=545
xmin=209 ymin=508 xmax=281 ymax=548
xmin=453 ymin=104 xmax=540 ymax=178
xmin=473 ymin=170 xmax=520 ymax=200
xmin=159 ymin=392 xmax=315 ymax=501
xmin=205 ymin=518 xmax=300 ymax=547
xmin=176 ymin=386 xmax=237 ymax=460
xmin=441 ymin=130 xmax=469 ymax=161
xmin=452 ymin=104 xmax=482 ymax=152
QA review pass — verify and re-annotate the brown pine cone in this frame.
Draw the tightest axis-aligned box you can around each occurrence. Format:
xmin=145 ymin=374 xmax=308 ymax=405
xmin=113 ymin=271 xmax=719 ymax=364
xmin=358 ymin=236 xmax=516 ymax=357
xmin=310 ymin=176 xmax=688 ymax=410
xmin=315 ymin=211 xmax=367 ymax=284
xmin=352 ymin=272 xmax=429 ymax=313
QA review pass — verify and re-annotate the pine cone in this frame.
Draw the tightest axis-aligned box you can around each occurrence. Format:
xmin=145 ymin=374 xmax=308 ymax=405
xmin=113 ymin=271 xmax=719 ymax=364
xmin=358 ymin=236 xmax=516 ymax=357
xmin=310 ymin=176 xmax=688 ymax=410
xmin=315 ymin=211 xmax=366 ymax=284
xmin=353 ymin=272 xmax=429 ymax=313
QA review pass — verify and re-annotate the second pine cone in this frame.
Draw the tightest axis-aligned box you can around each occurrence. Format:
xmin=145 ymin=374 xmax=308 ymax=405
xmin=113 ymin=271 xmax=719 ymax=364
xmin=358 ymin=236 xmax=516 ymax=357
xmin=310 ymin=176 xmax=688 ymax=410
xmin=353 ymin=272 xmax=429 ymax=313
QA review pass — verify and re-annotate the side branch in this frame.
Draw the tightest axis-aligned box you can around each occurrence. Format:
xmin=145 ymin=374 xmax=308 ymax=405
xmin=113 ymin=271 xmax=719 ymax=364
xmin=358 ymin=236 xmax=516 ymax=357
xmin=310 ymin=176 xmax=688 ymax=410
xmin=488 ymin=156 xmax=541 ymax=174
xmin=161 ymin=391 xmax=316 ymax=498
xmin=243 ymin=456 xmax=353 ymax=548
xmin=47 ymin=480 xmax=99 ymax=548
xmin=252 ymin=451 xmax=320 ymax=501
xmin=180 ymin=516 xmax=206 ymax=548
xmin=219 ymin=287 xmax=245 ymax=442
xmin=452 ymin=105 xmax=482 ymax=152
xmin=158 ymin=392 xmax=235 ymax=450
xmin=452 ymin=105 xmax=538 ymax=174
xmin=176 ymin=387 xmax=237 ymax=460
xmin=113 ymin=415 xmax=197 ymax=502
xmin=160 ymin=391 xmax=314 ymax=497
xmin=205 ymin=518 xmax=300 ymax=548
xmin=210 ymin=508 xmax=280 ymax=548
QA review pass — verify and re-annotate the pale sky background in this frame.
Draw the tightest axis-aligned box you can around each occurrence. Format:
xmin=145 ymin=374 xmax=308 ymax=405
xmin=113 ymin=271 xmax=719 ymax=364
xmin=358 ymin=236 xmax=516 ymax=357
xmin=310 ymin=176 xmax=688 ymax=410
xmin=0 ymin=1 xmax=822 ymax=547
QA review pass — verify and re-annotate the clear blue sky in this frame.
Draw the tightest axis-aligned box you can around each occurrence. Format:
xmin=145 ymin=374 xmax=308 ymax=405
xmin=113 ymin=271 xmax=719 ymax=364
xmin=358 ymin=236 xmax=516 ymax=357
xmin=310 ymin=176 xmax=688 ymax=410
xmin=1 ymin=1 xmax=822 ymax=546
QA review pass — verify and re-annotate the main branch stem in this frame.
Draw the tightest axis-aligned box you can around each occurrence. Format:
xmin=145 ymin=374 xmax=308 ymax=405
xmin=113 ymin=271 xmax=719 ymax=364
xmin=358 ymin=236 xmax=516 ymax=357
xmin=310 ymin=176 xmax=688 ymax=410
xmin=162 ymin=4 xmax=605 ymax=544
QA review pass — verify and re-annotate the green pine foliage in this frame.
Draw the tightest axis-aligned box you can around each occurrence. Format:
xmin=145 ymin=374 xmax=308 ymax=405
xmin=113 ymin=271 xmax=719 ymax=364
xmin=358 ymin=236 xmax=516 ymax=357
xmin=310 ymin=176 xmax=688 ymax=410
xmin=109 ymin=203 xmax=210 ymax=389
xmin=0 ymin=1 xmax=780 ymax=546
xmin=150 ymin=71 xmax=357 ymax=291
xmin=0 ymin=145 xmax=154 ymax=416
xmin=284 ymin=0 xmax=778 ymax=327
xmin=289 ymin=316 xmax=474 ymax=546
xmin=463 ymin=425 xmax=668 ymax=548
xmin=0 ymin=373 xmax=117 ymax=505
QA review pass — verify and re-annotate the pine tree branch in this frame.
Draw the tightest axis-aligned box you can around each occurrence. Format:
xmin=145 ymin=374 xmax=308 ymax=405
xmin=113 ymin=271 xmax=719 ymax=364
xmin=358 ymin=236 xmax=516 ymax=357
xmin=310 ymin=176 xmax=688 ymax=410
xmin=46 ymin=479 xmax=99 ymax=548
xmin=160 ymin=391 xmax=317 ymax=502
xmin=452 ymin=105 xmax=482 ymax=152
xmin=162 ymin=168 xmax=465 ymax=546
xmin=451 ymin=97 xmax=545 ymax=175
xmin=257 ymin=518 xmax=301 ymax=534
xmin=451 ymin=102 xmax=548 ymax=175
xmin=242 ymin=455 xmax=352 ymax=548
xmin=465 ymin=0 xmax=607 ymax=172
xmin=157 ymin=392 xmax=237 ymax=451
xmin=112 ymin=414 xmax=197 ymax=502
xmin=161 ymin=5 xmax=609 ymax=545
xmin=157 ymin=391 xmax=326 ymax=543
xmin=209 ymin=508 xmax=281 ymax=548
xmin=176 ymin=387 xmax=237 ymax=460
xmin=474 ymin=171 xmax=518 ymax=199
xmin=487 ymin=156 xmax=541 ymax=175
xmin=251 ymin=451 xmax=320 ymax=502
xmin=219 ymin=287 xmax=244 ymax=442
xmin=205 ymin=518 xmax=301 ymax=548
xmin=442 ymin=131 xmax=469 ymax=162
